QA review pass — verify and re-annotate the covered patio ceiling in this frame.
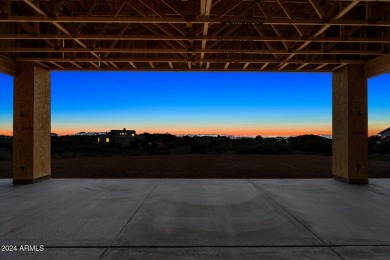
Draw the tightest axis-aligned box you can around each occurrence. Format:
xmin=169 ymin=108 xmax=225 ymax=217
xmin=0 ymin=0 xmax=390 ymax=74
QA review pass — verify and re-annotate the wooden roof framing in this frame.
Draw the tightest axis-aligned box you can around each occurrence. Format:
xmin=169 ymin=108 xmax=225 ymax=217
xmin=0 ymin=0 xmax=390 ymax=72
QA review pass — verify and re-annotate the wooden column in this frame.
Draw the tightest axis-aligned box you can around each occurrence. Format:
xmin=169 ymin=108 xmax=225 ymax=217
xmin=332 ymin=64 xmax=368 ymax=184
xmin=13 ymin=63 xmax=51 ymax=184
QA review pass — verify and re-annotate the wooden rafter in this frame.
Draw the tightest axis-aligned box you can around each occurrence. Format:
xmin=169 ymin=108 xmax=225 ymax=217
xmin=0 ymin=0 xmax=388 ymax=73
xmin=279 ymin=0 xmax=361 ymax=68
xmin=6 ymin=16 xmax=390 ymax=27
xmin=16 ymin=57 xmax=365 ymax=65
xmin=199 ymin=0 xmax=212 ymax=67
xmin=3 ymin=34 xmax=390 ymax=44
xmin=21 ymin=0 xmax=102 ymax=68
xmin=309 ymin=0 xmax=325 ymax=19
xmin=1 ymin=47 xmax=382 ymax=56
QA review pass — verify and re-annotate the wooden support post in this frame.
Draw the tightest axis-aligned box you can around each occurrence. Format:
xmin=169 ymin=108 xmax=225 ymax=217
xmin=332 ymin=64 xmax=368 ymax=184
xmin=13 ymin=62 xmax=51 ymax=184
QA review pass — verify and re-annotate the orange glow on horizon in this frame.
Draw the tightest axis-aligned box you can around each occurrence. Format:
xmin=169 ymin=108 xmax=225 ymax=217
xmin=47 ymin=125 xmax=334 ymax=137
xmin=0 ymin=125 xmax=385 ymax=137
xmin=0 ymin=129 xmax=12 ymax=136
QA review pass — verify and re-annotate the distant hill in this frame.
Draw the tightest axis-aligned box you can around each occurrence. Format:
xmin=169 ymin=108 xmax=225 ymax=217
xmin=2 ymin=133 xmax=390 ymax=160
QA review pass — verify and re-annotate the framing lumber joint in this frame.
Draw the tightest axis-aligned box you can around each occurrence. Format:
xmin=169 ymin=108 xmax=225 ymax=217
xmin=364 ymin=55 xmax=390 ymax=78
xmin=0 ymin=55 xmax=16 ymax=76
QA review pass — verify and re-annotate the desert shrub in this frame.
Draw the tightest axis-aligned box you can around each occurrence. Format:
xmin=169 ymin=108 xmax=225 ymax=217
xmin=382 ymin=142 xmax=390 ymax=153
xmin=169 ymin=146 xmax=192 ymax=155
xmin=235 ymin=143 xmax=290 ymax=154
xmin=0 ymin=149 xmax=12 ymax=160
xmin=288 ymin=135 xmax=331 ymax=155
xmin=235 ymin=144 xmax=259 ymax=154
xmin=191 ymin=142 xmax=208 ymax=154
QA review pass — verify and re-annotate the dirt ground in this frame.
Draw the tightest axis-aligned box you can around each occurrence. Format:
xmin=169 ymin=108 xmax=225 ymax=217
xmin=1 ymin=154 xmax=390 ymax=178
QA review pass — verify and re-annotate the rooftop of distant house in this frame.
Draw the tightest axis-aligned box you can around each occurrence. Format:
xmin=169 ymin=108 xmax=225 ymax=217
xmin=379 ymin=127 xmax=390 ymax=135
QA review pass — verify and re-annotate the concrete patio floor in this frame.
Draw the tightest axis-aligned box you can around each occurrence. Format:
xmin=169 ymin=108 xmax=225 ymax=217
xmin=0 ymin=178 xmax=390 ymax=259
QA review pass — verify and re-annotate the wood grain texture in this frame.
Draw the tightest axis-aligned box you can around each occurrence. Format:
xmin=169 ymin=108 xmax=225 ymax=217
xmin=332 ymin=64 xmax=368 ymax=184
xmin=1 ymin=1 xmax=390 ymax=72
xmin=13 ymin=62 xmax=51 ymax=183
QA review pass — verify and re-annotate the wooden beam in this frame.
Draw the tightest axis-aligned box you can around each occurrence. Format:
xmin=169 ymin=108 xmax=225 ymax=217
xmin=276 ymin=0 xmax=304 ymax=36
xmin=4 ymin=16 xmax=390 ymax=27
xmin=0 ymin=55 xmax=17 ymax=76
xmin=309 ymin=0 xmax=325 ymax=19
xmin=109 ymin=62 xmax=119 ymax=69
xmin=21 ymin=0 xmax=101 ymax=68
xmin=126 ymin=1 xmax=188 ymax=61
xmin=93 ymin=1 xmax=128 ymax=62
xmin=70 ymin=61 xmax=82 ymax=69
xmin=22 ymin=0 xmax=45 ymax=16
xmin=2 ymin=48 xmax=381 ymax=56
xmin=280 ymin=0 xmax=361 ymax=68
xmin=3 ymin=34 xmax=390 ymax=44
xmin=216 ymin=1 xmax=242 ymax=18
xmin=34 ymin=61 xmax=50 ymax=70
xmin=3 ymin=0 xmax=388 ymax=74
xmin=200 ymin=0 xmax=212 ymax=67
xmin=260 ymin=63 xmax=269 ymax=70
xmin=315 ymin=63 xmax=328 ymax=70
xmin=207 ymin=0 xmax=303 ymax=53
xmin=89 ymin=61 xmax=100 ymax=69
xmin=312 ymin=0 xmax=390 ymax=60
xmin=257 ymin=4 xmax=289 ymax=50
xmin=3 ymin=0 xmax=11 ymax=16
xmin=332 ymin=64 xmax=347 ymax=71
xmin=365 ymin=55 xmax=390 ymax=78
xmin=278 ymin=63 xmax=289 ymax=70
xmin=253 ymin=24 xmax=279 ymax=58
xmin=139 ymin=1 xmax=186 ymax=36
xmin=161 ymin=0 xmax=186 ymax=18
xmin=50 ymin=67 xmax=331 ymax=72
xmin=50 ymin=61 xmax=64 ymax=69
xmin=15 ymin=57 xmax=365 ymax=65
xmin=296 ymin=63 xmax=309 ymax=71
xmin=129 ymin=62 xmax=137 ymax=69
xmin=74 ymin=0 xmax=101 ymax=33
xmin=51 ymin=0 xmax=67 ymax=16
xmin=335 ymin=1 xmax=361 ymax=19
xmin=126 ymin=1 xmax=187 ymax=48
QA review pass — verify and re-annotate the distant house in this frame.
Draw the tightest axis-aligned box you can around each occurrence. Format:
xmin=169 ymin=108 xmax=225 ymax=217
xmin=379 ymin=127 xmax=390 ymax=138
xmin=76 ymin=131 xmax=106 ymax=136
xmin=51 ymin=133 xmax=59 ymax=137
xmin=98 ymin=128 xmax=140 ymax=146
xmin=378 ymin=127 xmax=390 ymax=143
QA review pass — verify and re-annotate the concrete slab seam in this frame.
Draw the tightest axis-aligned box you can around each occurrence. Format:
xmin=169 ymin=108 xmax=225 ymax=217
xmin=98 ymin=182 xmax=160 ymax=259
xmin=0 ymin=183 xmax=13 ymax=189
xmin=370 ymin=183 xmax=390 ymax=192
xmin=249 ymin=180 xmax=346 ymax=260
xmin=366 ymin=184 xmax=390 ymax=198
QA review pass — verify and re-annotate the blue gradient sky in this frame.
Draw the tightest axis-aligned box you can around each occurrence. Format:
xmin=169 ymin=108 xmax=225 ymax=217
xmin=0 ymin=72 xmax=389 ymax=136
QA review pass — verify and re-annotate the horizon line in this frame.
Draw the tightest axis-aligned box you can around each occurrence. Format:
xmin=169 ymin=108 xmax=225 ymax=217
xmin=0 ymin=132 xmax=342 ymax=138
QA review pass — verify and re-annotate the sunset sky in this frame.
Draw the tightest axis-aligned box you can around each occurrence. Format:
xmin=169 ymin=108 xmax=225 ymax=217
xmin=0 ymin=72 xmax=389 ymax=137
